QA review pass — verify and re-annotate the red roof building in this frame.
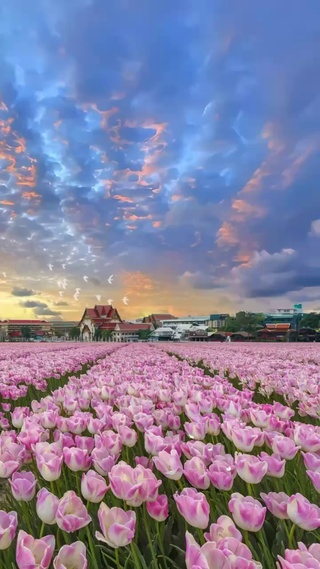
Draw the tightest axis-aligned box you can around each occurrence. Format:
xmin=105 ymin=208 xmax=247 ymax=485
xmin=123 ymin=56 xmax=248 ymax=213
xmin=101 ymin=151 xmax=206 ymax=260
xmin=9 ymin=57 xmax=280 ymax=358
xmin=112 ymin=322 xmax=154 ymax=342
xmin=142 ymin=314 xmax=176 ymax=327
xmin=79 ymin=305 xmax=122 ymax=341
xmin=0 ymin=320 xmax=53 ymax=341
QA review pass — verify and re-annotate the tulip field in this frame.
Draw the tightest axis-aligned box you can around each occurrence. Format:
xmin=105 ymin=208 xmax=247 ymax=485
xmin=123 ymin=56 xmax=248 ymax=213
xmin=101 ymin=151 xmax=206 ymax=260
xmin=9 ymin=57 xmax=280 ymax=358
xmin=1 ymin=343 xmax=320 ymax=568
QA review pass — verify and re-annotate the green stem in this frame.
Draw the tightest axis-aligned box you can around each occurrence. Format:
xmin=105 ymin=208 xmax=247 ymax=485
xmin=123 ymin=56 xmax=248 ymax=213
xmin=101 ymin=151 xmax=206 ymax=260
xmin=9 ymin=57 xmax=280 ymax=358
xmin=130 ymin=543 xmax=142 ymax=569
xmin=86 ymin=526 xmax=100 ymax=569
xmin=197 ymin=529 xmax=205 ymax=546
xmin=246 ymin=482 xmax=253 ymax=497
xmin=22 ymin=502 xmax=34 ymax=535
xmin=115 ymin=548 xmax=123 ymax=569
xmin=143 ymin=503 xmax=159 ymax=569
xmin=288 ymin=523 xmax=296 ymax=549
xmin=39 ymin=522 xmax=45 ymax=538
xmin=156 ymin=522 xmax=168 ymax=569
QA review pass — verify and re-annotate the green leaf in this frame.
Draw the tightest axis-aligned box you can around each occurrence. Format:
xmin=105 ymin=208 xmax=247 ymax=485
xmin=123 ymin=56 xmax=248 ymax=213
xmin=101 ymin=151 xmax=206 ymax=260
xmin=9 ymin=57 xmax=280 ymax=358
xmin=271 ymin=522 xmax=287 ymax=558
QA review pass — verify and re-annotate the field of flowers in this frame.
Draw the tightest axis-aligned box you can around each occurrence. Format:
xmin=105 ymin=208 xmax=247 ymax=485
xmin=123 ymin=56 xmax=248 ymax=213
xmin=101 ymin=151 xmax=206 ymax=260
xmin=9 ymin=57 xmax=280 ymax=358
xmin=1 ymin=342 xmax=320 ymax=568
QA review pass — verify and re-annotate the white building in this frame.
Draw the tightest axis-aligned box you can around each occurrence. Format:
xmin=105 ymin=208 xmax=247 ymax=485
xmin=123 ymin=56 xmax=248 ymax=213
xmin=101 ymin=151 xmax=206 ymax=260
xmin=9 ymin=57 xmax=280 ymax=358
xmin=112 ymin=323 xmax=154 ymax=342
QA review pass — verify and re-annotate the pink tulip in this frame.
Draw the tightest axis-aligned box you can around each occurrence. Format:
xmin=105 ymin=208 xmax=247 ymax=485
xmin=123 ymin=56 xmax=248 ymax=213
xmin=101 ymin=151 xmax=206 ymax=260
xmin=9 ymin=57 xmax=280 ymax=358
xmin=146 ymin=494 xmax=169 ymax=522
xmin=307 ymin=470 xmax=320 ymax=493
xmin=277 ymin=543 xmax=320 ymax=568
xmin=56 ymin=491 xmax=92 ymax=533
xmin=134 ymin=413 xmax=154 ymax=432
xmin=135 ymin=456 xmax=154 ymax=469
xmin=230 ymin=427 xmax=260 ymax=452
xmin=260 ymin=452 xmax=286 ymax=478
xmin=228 ymin=493 xmax=266 ymax=532
xmin=95 ymin=431 xmax=122 ymax=455
xmin=144 ymin=431 xmax=165 ymax=455
xmin=92 ymin=448 xmax=117 ymax=476
xmin=260 ymin=492 xmax=290 ymax=520
xmin=287 ymin=493 xmax=320 ymax=530
xmin=0 ymin=458 xmax=19 ymax=478
xmin=53 ymin=541 xmax=88 ymax=569
xmin=185 ymin=532 xmax=236 ymax=569
xmin=74 ymin=436 xmax=95 ymax=453
xmin=63 ymin=447 xmax=91 ymax=472
xmin=184 ymin=457 xmax=210 ymax=490
xmin=11 ymin=408 xmax=28 ymax=429
xmin=53 ymin=432 xmax=75 ymax=450
xmin=66 ymin=416 xmax=87 ymax=435
xmin=235 ymin=453 xmax=268 ymax=484
xmin=302 ymin=452 xmax=320 ymax=472
xmin=81 ymin=470 xmax=108 ymax=503
xmin=250 ymin=409 xmax=269 ymax=429
xmin=36 ymin=488 xmax=59 ymax=525
xmin=271 ymin=436 xmax=300 ymax=460
xmin=40 ymin=411 xmax=58 ymax=430
xmin=174 ymin=488 xmax=210 ymax=529
xmin=208 ymin=460 xmax=235 ymax=492
xmin=204 ymin=515 xmax=242 ymax=543
xmin=294 ymin=425 xmax=320 ymax=453
xmin=16 ymin=530 xmax=55 ymax=569
xmin=273 ymin=403 xmax=294 ymax=420
xmin=35 ymin=450 xmax=63 ymax=482
xmin=87 ymin=417 xmax=104 ymax=434
xmin=109 ymin=462 xmax=161 ymax=507
xmin=118 ymin=426 xmax=137 ymax=448
xmin=0 ymin=510 xmax=18 ymax=550
xmin=153 ymin=449 xmax=183 ymax=480
xmin=10 ymin=471 xmax=36 ymax=502
xmin=95 ymin=503 xmax=136 ymax=548
xmin=185 ymin=421 xmax=207 ymax=441
xmin=205 ymin=414 xmax=220 ymax=436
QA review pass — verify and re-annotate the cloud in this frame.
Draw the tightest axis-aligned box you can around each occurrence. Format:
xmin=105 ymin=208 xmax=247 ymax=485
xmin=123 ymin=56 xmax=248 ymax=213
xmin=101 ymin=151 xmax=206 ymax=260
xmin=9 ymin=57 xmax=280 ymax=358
xmin=20 ymin=300 xmax=46 ymax=309
xmin=20 ymin=300 xmax=61 ymax=317
xmin=310 ymin=219 xmax=320 ymax=237
xmin=11 ymin=287 xmax=36 ymax=296
xmin=53 ymin=301 xmax=68 ymax=306
xmin=0 ymin=0 xmax=320 ymax=316
xmin=34 ymin=307 xmax=61 ymax=316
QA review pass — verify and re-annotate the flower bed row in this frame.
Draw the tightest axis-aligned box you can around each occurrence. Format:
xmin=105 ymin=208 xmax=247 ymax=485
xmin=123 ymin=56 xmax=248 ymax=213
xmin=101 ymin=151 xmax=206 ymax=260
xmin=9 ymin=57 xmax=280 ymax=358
xmin=0 ymin=343 xmax=320 ymax=568
xmin=0 ymin=343 xmax=123 ymax=404
xmin=160 ymin=343 xmax=320 ymax=419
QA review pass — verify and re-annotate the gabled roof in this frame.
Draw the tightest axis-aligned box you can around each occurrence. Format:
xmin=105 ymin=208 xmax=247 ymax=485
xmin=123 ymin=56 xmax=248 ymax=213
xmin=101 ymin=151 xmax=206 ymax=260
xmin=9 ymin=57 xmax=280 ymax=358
xmin=2 ymin=320 xmax=48 ymax=324
xmin=143 ymin=314 xmax=176 ymax=323
xmin=99 ymin=323 xmax=118 ymax=331
xmin=265 ymin=323 xmax=290 ymax=330
xmin=79 ymin=305 xmax=122 ymax=326
xmin=114 ymin=323 xmax=152 ymax=332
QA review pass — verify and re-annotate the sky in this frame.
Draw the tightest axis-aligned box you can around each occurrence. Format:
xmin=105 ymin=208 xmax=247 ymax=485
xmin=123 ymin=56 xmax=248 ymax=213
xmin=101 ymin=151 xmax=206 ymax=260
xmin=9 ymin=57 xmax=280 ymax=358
xmin=1 ymin=0 xmax=320 ymax=321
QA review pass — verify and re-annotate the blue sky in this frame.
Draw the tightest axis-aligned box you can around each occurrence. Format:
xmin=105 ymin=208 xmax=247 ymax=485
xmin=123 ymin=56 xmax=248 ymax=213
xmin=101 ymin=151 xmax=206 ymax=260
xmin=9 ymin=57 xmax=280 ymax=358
xmin=1 ymin=0 xmax=320 ymax=320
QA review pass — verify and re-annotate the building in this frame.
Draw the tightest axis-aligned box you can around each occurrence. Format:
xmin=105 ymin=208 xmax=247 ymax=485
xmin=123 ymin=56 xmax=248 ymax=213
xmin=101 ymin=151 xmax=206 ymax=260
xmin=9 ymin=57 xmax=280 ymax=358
xmin=50 ymin=321 xmax=78 ymax=340
xmin=160 ymin=315 xmax=213 ymax=328
xmin=0 ymin=320 xmax=52 ymax=341
xmin=209 ymin=314 xmax=229 ymax=331
xmin=112 ymin=323 xmax=154 ymax=343
xmin=148 ymin=326 xmax=175 ymax=342
xmin=142 ymin=314 xmax=176 ymax=328
xmin=257 ymin=307 xmax=303 ymax=341
xmin=264 ymin=308 xmax=302 ymax=326
xmin=78 ymin=305 xmax=122 ymax=341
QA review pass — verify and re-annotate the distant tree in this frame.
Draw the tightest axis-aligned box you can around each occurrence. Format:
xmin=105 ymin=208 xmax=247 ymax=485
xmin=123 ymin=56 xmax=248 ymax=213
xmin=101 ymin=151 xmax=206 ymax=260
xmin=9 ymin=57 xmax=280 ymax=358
xmin=69 ymin=327 xmax=80 ymax=340
xmin=224 ymin=312 xmax=265 ymax=334
xmin=101 ymin=330 xmax=113 ymax=342
xmin=94 ymin=328 xmax=102 ymax=341
xmin=301 ymin=312 xmax=320 ymax=330
xmin=138 ymin=329 xmax=152 ymax=340
xmin=21 ymin=326 xmax=31 ymax=341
